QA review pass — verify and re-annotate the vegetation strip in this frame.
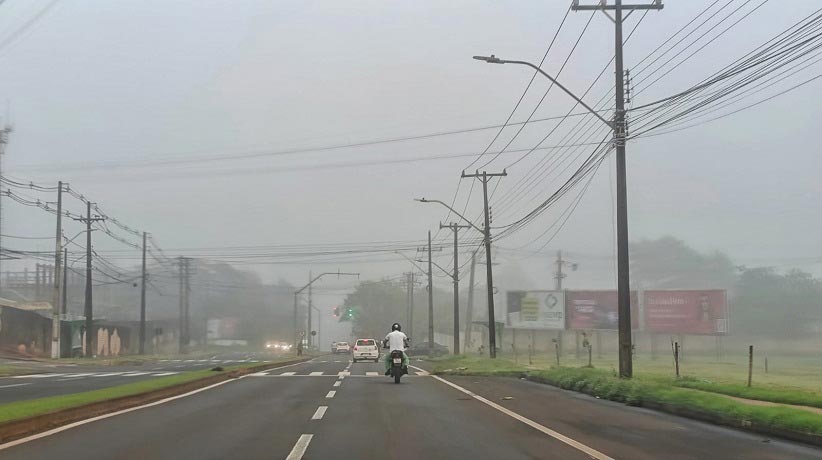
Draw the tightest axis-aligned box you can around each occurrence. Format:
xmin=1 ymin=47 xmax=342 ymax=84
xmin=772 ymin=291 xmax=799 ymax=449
xmin=432 ymin=357 xmax=822 ymax=447
xmin=0 ymin=357 xmax=311 ymax=444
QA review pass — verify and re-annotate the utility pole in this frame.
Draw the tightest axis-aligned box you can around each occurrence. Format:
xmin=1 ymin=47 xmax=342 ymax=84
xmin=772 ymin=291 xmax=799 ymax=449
xmin=555 ymin=250 xmax=564 ymax=291
xmin=404 ymin=272 xmax=416 ymax=339
xmin=461 ymin=170 xmax=506 ymax=358
xmin=308 ymin=270 xmax=313 ymax=349
xmin=184 ymin=258 xmax=191 ymax=351
xmin=440 ymin=222 xmax=469 ymax=355
xmin=427 ymin=230 xmax=434 ymax=353
xmin=61 ymin=248 xmax=68 ymax=315
xmin=50 ymin=181 xmax=64 ymax=358
xmin=0 ymin=122 xmax=11 ymax=293
xmin=463 ymin=251 xmax=477 ymax=353
xmin=139 ymin=232 xmax=147 ymax=354
xmin=178 ymin=257 xmax=191 ymax=353
xmin=293 ymin=292 xmax=299 ymax=350
xmin=73 ymin=202 xmax=104 ymax=357
xmin=572 ymin=0 xmax=663 ymax=378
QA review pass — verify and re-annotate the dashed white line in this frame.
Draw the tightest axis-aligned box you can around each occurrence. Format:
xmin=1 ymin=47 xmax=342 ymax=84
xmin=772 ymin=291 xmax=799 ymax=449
xmin=311 ymin=406 xmax=328 ymax=420
xmin=333 ymin=380 xmax=341 ymax=387
xmin=285 ymin=434 xmax=313 ymax=460
xmin=309 ymin=371 xmax=324 ymax=376
xmin=365 ymin=371 xmax=379 ymax=376
xmin=11 ymin=373 xmax=65 ymax=379
xmin=280 ymin=371 xmax=297 ymax=376
xmin=326 ymin=390 xmax=336 ymax=399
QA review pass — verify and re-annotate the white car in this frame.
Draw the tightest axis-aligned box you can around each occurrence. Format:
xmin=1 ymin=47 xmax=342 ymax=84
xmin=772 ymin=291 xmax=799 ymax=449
xmin=333 ymin=342 xmax=350 ymax=354
xmin=352 ymin=338 xmax=380 ymax=363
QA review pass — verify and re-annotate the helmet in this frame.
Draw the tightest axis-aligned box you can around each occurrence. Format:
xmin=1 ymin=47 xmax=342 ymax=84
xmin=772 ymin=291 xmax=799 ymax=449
xmin=391 ymin=323 xmax=402 ymax=331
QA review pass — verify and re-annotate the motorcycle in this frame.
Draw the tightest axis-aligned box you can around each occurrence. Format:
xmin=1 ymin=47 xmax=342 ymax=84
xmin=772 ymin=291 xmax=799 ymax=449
xmin=389 ymin=349 xmax=405 ymax=384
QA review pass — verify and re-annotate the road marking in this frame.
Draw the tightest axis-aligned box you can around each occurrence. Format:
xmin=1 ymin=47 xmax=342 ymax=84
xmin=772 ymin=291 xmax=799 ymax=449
xmin=151 ymin=372 xmax=180 ymax=376
xmin=326 ymin=390 xmax=336 ymax=399
xmin=365 ymin=371 xmax=379 ymax=376
xmin=431 ymin=376 xmax=614 ymax=460
xmin=90 ymin=372 xmax=127 ymax=377
xmin=285 ymin=434 xmax=313 ymax=460
xmin=409 ymin=366 xmax=430 ymax=376
xmin=11 ymin=373 xmax=65 ymax=379
xmin=281 ymin=371 xmax=297 ymax=376
xmin=0 ymin=383 xmax=31 ymax=389
xmin=311 ymin=406 xmax=328 ymax=420
xmin=57 ymin=373 xmax=95 ymax=378
xmin=0 ymin=360 xmax=311 ymax=451
xmin=309 ymin=371 xmax=324 ymax=376
xmin=121 ymin=372 xmax=152 ymax=377
xmin=333 ymin=380 xmax=341 ymax=387
xmin=338 ymin=371 xmax=349 ymax=377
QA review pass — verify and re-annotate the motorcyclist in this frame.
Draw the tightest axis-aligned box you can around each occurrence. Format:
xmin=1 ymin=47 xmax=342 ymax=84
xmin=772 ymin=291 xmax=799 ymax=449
xmin=383 ymin=323 xmax=409 ymax=376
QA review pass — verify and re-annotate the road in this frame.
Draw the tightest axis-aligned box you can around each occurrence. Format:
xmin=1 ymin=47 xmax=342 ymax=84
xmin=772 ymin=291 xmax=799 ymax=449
xmin=0 ymin=351 xmax=277 ymax=404
xmin=1 ymin=357 xmax=820 ymax=459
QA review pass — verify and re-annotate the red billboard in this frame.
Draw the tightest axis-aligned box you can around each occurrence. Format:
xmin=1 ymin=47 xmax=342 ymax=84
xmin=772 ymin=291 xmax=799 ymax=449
xmin=644 ymin=290 xmax=728 ymax=335
xmin=566 ymin=290 xmax=639 ymax=330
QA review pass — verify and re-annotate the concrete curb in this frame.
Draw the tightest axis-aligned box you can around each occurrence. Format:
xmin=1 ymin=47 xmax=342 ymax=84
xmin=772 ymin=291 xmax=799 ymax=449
xmin=0 ymin=357 xmax=312 ymax=444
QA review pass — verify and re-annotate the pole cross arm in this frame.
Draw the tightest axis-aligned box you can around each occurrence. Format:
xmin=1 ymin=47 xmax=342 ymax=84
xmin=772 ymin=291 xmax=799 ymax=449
xmin=571 ymin=0 xmax=663 ymax=11
xmin=472 ymin=56 xmax=613 ymax=129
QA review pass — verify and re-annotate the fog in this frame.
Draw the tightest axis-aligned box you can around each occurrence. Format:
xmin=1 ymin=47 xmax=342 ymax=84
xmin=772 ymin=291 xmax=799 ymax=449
xmin=0 ymin=1 xmax=820 ymax=350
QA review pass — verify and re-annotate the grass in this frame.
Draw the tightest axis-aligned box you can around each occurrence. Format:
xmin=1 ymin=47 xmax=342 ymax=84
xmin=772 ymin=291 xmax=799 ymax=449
xmin=0 ymin=359 xmax=286 ymax=424
xmin=433 ymin=356 xmax=822 ymax=436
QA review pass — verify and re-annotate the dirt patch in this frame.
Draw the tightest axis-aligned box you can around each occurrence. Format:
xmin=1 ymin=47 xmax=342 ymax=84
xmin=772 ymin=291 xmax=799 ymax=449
xmin=715 ymin=393 xmax=822 ymax=415
xmin=0 ymin=357 xmax=310 ymax=445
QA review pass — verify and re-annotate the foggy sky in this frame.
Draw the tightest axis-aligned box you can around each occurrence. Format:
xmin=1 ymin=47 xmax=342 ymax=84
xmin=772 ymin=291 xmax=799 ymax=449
xmin=1 ymin=0 xmax=819 ymax=308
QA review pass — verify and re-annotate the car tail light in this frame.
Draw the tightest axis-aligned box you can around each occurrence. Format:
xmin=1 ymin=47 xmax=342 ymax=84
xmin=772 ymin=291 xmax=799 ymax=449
xmin=354 ymin=347 xmax=358 ymax=351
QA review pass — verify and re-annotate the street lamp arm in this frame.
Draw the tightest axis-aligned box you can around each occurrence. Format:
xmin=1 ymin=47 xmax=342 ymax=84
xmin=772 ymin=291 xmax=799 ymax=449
xmin=414 ymin=198 xmax=484 ymax=234
xmin=473 ymin=55 xmax=613 ymax=129
xmin=295 ymin=271 xmax=360 ymax=295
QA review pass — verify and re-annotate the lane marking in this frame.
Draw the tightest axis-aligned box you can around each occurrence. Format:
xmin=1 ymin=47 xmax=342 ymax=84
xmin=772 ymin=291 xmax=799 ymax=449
xmin=285 ymin=434 xmax=313 ymax=460
xmin=333 ymin=380 xmax=341 ymax=387
xmin=326 ymin=390 xmax=336 ymax=399
xmin=11 ymin=373 xmax=65 ymax=379
xmin=409 ymin=366 xmax=429 ymax=376
xmin=311 ymin=406 xmax=328 ymax=420
xmin=0 ymin=383 xmax=31 ymax=389
xmin=121 ymin=372 xmax=152 ymax=377
xmin=0 ymin=361 xmax=309 ymax=451
xmin=365 ymin=372 xmax=379 ymax=376
xmin=431 ymin=375 xmax=614 ymax=460
xmin=151 ymin=372 xmax=180 ymax=377
xmin=309 ymin=372 xmax=324 ymax=376
xmin=281 ymin=371 xmax=297 ymax=376
xmin=337 ymin=371 xmax=349 ymax=377
xmin=89 ymin=372 xmax=127 ymax=377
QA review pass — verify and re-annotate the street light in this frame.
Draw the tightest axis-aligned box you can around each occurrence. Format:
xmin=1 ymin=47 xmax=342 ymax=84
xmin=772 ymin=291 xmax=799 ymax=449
xmin=293 ymin=271 xmax=359 ymax=352
xmin=474 ymin=53 xmax=635 ymax=376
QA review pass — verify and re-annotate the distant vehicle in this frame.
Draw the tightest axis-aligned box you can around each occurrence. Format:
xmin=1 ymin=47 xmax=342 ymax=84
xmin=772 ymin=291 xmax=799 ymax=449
xmin=332 ymin=342 xmax=351 ymax=354
xmin=352 ymin=338 xmax=379 ymax=362
xmin=265 ymin=341 xmax=292 ymax=351
xmin=407 ymin=341 xmax=448 ymax=357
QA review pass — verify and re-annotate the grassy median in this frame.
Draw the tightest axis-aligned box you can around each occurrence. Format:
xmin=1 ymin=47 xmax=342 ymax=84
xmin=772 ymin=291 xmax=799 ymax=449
xmin=0 ymin=361 xmax=278 ymax=424
xmin=433 ymin=356 xmax=822 ymax=436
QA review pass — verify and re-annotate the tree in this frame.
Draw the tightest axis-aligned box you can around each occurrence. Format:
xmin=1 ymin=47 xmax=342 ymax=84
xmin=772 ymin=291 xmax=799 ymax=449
xmin=630 ymin=236 xmax=737 ymax=289
xmin=733 ymin=267 xmax=822 ymax=336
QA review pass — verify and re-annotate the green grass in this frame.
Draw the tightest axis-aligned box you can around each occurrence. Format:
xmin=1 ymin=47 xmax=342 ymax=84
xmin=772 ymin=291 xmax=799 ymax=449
xmin=434 ymin=356 xmax=822 ymax=436
xmin=0 ymin=359 xmax=285 ymax=424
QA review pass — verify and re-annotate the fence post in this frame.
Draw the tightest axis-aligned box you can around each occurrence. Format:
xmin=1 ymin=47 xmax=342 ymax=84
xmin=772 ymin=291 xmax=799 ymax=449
xmin=748 ymin=345 xmax=754 ymax=387
xmin=674 ymin=341 xmax=680 ymax=379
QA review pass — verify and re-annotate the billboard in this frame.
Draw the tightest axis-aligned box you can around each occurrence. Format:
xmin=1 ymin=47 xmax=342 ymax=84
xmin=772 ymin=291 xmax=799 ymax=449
xmin=566 ymin=290 xmax=639 ymax=330
xmin=644 ymin=290 xmax=728 ymax=335
xmin=206 ymin=317 xmax=240 ymax=340
xmin=507 ymin=291 xmax=565 ymax=330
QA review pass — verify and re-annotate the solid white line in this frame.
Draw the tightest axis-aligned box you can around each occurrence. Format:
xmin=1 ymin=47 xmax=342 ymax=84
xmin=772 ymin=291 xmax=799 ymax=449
xmin=11 ymin=373 xmax=65 ymax=379
xmin=281 ymin=371 xmax=297 ymax=376
xmin=409 ymin=365 xmax=429 ymax=376
xmin=430 ymin=376 xmax=614 ymax=460
xmin=326 ymin=390 xmax=336 ymax=399
xmin=333 ymin=380 xmax=341 ymax=387
xmin=309 ymin=371 xmax=324 ymax=376
xmin=89 ymin=372 xmax=127 ymax=377
xmin=0 ymin=360 xmax=310 ymax=451
xmin=311 ymin=406 xmax=328 ymax=420
xmin=285 ymin=434 xmax=313 ymax=460
xmin=0 ymin=383 xmax=31 ymax=389
xmin=151 ymin=372 xmax=180 ymax=377
xmin=120 ymin=372 xmax=152 ymax=377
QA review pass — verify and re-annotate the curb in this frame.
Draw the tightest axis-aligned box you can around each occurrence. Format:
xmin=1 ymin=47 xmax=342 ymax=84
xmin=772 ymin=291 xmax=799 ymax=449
xmin=0 ymin=357 xmax=312 ymax=445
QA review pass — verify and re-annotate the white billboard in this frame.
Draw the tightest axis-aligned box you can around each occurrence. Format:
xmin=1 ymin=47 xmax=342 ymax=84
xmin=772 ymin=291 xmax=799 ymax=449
xmin=507 ymin=290 xmax=566 ymax=330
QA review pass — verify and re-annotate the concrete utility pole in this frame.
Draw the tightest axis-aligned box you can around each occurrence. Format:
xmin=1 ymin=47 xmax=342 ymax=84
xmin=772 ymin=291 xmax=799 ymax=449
xmin=0 ymin=122 xmax=12 ymax=293
xmin=72 ymin=202 xmax=104 ymax=357
xmin=464 ymin=251 xmax=477 ymax=353
xmin=178 ymin=257 xmax=192 ymax=353
xmin=51 ymin=181 xmax=64 ymax=358
xmin=61 ymin=248 xmax=68 ymax=315
xmin=461 ymin=170 xmax=506 ymax=358
xmin=440 ymin=222 xmax=470 ymax=355
xmin=139 ymin=232 xmax=147 ymax=354
xmin=427 ymin=230 xmax=434 ymax=353
xmin=404 ymin=272 xmax=416 ymax=339
xmin=571 ymin=0 xmax=664 ymax=378
xmin=293 ymin=271 xmax=359 ymax=351
xmin=308 ymin=270 xmax=313 ymax=349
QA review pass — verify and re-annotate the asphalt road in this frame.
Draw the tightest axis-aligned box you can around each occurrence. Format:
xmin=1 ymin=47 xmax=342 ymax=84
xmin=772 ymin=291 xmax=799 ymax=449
xmin=1 ymin=357 xmax=820 ymax=459
xmin=0 ymin=351 xmax=279 ymax=404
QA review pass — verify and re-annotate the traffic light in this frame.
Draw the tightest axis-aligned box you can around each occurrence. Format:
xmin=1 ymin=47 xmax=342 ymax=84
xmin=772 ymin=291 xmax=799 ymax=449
xmin=338 ymin=306 xmax=357 ymax=322
xmin=332 ymin=306 xmax=340 ymax=318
